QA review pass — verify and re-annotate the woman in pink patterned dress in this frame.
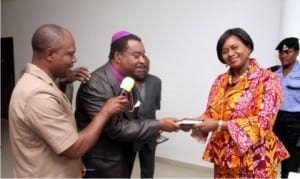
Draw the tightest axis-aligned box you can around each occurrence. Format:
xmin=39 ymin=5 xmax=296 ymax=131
xmin=192 ymin=28 xmax=289 ymax=178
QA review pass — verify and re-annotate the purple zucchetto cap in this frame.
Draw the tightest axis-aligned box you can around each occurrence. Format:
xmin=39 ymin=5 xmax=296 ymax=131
xmin=111 ymin=30 xmax=131 ymax=44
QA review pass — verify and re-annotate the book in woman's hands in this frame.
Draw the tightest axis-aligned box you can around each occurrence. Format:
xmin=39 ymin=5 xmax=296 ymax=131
xmin=177 ymin=118 xmax=203 ymax=126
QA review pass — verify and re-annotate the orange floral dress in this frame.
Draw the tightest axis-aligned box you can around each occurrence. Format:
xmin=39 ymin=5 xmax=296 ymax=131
xmin=201 ymin=59 xmax=289 ymax=178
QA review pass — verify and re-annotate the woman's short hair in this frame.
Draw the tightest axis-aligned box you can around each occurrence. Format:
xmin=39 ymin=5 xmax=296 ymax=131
xmin=216 ymin=27 xmax=254 ymax=64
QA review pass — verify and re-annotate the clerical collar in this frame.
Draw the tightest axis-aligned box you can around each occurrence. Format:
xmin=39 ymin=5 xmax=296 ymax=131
xmin=110 ymin=63 xmax=124 ymax=84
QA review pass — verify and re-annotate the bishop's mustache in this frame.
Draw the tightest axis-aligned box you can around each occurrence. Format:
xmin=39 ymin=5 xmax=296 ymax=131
xmin=136 ymin=64 xmax=147 ymax=69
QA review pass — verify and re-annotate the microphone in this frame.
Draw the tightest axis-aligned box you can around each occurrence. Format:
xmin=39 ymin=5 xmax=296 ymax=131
xmin=119 ymin=77 xmax=135 ymax=96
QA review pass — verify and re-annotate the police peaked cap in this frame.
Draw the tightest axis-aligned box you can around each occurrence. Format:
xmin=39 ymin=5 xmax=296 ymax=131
xmin=276 ymin=37 xmax=299 ymax=51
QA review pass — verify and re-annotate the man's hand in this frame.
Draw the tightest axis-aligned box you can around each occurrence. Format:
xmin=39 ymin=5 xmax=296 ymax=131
xmin=60 ymin=67 xmax=91 ymax=84
xmin=101 ymin=96 xmax=128 ymax=118
xmin=158 ymin=117 xmax=180 ymax=132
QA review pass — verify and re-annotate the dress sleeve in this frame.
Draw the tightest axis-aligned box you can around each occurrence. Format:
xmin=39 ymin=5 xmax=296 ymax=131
xmin=227 ymin=73 xmax=283 ymax=153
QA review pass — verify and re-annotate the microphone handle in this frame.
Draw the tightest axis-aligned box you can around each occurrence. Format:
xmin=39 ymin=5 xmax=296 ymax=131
xmin=120 ymin=89 xmax=128 ymax=96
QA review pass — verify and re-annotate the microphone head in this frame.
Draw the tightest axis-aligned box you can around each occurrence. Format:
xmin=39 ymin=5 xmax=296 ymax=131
xmin=120 ymin=77 xmax=135 ymax=93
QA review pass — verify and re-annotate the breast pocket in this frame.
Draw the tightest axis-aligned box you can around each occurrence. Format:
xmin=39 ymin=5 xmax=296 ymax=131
xmin=287 ymin=75 xmax=300 ymax=86
xmin=287 ymin=76 xmax=300 ymax=88
xmin=286 ymin=76 xmax=300 ymax=99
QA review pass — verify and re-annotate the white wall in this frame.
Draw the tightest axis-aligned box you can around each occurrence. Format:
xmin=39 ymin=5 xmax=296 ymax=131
xmin=2 ymin=0 xmax=286 ymax=168
xmin=279 ymin=0 xmax=300 ymax=38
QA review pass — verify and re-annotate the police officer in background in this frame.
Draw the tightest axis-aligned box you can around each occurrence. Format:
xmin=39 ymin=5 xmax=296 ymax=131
xmin=273 ymin=37 xmax=300 ymax=178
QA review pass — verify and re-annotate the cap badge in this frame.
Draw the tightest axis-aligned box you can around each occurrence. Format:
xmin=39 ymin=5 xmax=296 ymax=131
xmin=282 ymin=44 xmax=289 ymax=51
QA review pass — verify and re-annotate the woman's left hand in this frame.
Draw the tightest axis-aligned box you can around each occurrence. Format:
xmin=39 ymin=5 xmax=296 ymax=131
xmin=194 ymin=118 xmax=218 ymax=133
